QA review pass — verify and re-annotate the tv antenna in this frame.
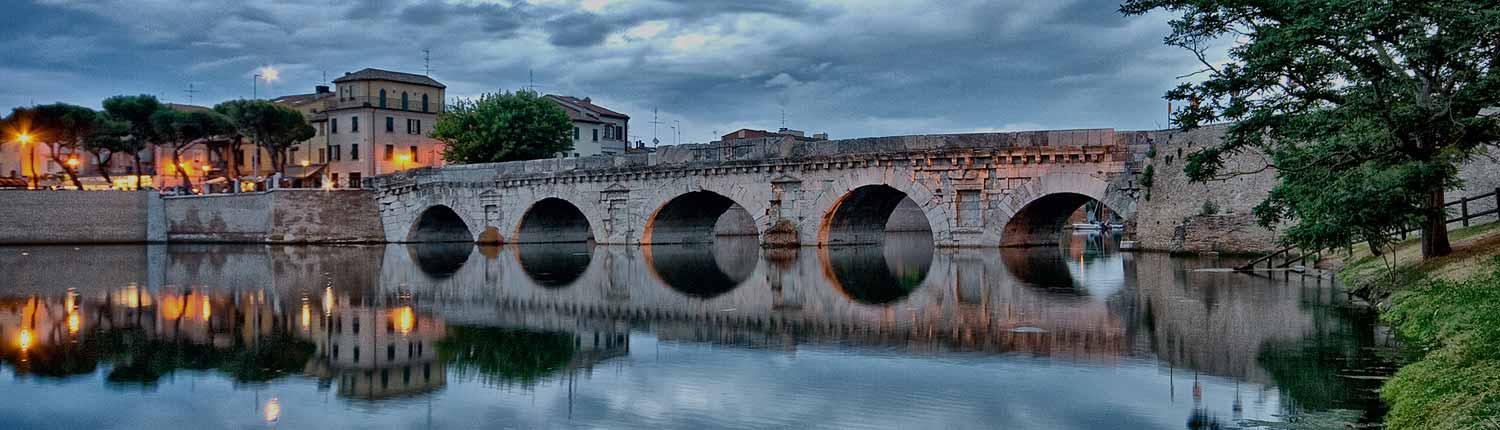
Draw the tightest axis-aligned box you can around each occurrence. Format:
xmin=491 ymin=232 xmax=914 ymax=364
xmin=423 ymin=49 xmax=432 ymax=76
xmin=649 ymin=108 xmax=664 ymax=147
xmin=183 ymin=83 xmax=201 ymax=104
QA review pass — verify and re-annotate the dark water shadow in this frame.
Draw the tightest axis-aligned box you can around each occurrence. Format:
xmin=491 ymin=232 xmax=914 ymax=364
xmin=1000 ymin=246 xmax=1097 ymax=300
xmin=823 ymin=232 xmax=935 ymax=305
xmin=646 ymin=236 xmax=759 ymax=299
xmin=515 ymin=243 xmax=594 ymax=288
xmin=406 ymin=242 xmax=475 ymax=279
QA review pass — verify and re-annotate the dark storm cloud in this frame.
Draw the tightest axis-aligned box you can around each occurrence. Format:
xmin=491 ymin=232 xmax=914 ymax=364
xmin=4 ymin=0 xmax=1205 ymax=140
xmin=544 ymin=12 xmax=615 ymax=47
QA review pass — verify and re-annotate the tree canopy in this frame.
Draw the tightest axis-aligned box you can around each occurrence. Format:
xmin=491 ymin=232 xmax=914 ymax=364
xmin=1 ymin=103 xmax=108 ymax=189
xmin=1122 ymin=0 xmax=1500 ymax=258
xmin=431 ymin=90 xmax=574 ymax=164
xmin=102 ymin=95 xmax=166 ymax=188
xmin=151 ymin=109 xmax=234 ymax=191
xmin=214 ymin=100 xmax=314 ymax=175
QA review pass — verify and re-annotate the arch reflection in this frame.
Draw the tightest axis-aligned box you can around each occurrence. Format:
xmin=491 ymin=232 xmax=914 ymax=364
xmin=406 ymin=242 xmax=475 ymax=279
xmin=645 ymin=236 xmax=759 ymax=299
xmin=515 ymin=243 xmax=594 ymax=288
xmin=821 ymin=232 xmax=934 ymax=305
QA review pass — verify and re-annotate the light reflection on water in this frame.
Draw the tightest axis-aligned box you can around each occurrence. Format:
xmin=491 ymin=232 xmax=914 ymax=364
xmin=0 ymin=232 xmax=1391 ymax=429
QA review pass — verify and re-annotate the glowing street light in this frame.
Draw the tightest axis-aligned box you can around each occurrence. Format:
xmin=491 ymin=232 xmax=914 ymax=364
xmin=65 ymin=157 xmax=80 ymax=168
xmin=17 ymin=133 xmax=30 ymax=144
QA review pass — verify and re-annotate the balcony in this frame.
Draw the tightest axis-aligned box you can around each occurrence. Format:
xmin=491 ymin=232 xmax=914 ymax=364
xmin=328 ymin=96 xmax=441 ymax=114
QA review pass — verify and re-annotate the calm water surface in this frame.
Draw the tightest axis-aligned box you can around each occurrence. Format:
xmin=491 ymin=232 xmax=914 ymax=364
xmin=0 ymin=233 xmax=1393 ymax=429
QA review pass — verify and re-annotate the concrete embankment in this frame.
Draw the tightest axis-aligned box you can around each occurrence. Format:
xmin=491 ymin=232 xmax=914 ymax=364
xmin=0 ymin=189 xmax=383 ymax=245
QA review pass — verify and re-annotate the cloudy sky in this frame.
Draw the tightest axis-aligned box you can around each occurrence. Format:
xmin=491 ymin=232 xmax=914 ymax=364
xmin=2 ymin=0 xmax=1200 ymax=142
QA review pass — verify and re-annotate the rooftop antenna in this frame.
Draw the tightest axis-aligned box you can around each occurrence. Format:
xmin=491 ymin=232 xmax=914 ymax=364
xmin=780 ymin=106 xmax=787 ymax=129
xmin=423 ymin=49 xmax=432 ymax=76
xmin=322 ymin=70 xmax=328 ymax=86
xmin=649 ymin=108 xmax=664 ymax=147
xmin=183 ymin=83 xmax=200 ymax=104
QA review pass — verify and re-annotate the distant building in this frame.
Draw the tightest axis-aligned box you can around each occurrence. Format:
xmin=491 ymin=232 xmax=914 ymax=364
xmin=544 ymin=95 xmax=630 ymax=157
xmin=719 ymin=127 xmax=829 ymax=144
xmin=318 ymin=68 xmax=449 ymax=189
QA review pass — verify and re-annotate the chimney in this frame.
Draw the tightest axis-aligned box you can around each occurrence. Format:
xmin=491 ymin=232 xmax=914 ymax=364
xmin=582 ymin=97 xmax=591 ymax=103
xmin=315 ymin=85 xmax=331 ymax=94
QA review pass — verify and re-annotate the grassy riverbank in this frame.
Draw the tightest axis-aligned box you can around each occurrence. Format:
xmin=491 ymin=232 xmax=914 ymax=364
xmin=1335 ymin=223 xmax=1500 ymax=430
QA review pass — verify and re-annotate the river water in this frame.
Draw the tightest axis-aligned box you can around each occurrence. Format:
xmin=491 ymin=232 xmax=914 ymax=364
xmin=0 ymin=233 xmax=1393 ymax=429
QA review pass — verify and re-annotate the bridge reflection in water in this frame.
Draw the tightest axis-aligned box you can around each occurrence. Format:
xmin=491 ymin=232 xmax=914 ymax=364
xmin=0 ymin=234 xmax=1391 ymax=429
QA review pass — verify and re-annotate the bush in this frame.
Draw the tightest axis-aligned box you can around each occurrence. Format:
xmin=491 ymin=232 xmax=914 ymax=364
xmin=1200 ymin=199 xmax=1219 ymax=216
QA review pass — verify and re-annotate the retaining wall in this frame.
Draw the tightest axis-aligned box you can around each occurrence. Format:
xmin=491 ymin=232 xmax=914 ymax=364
xmin=163 ymin=190 xmax=384 ymax=243
xmin=0 ymin=190 xmax=165 ymax=244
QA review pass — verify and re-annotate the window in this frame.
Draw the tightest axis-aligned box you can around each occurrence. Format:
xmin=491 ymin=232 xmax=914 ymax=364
xmin=386 ymin=117 xmax=394 ymax=133
xmin=401 ymin=92 xmax=409 ymax=110
xmin=387 ymin=344 xmax=395 ymax=360
xmin=414 ymin=119 xmax=422 ymax=134
xmin=317 ymin=123 xmax=325 ymax=136
xmin=331 ymin=118 xmax=338 ymax=134
xmin=290 ymin=147 xmax=299 ymax=162
xmin=422 ymin=94 xmax=429 ymax=112
xmin=349 ymin=172 xmax=361 ymax=188
xmin=410 ymin=146 xmax=418 ymax=163
xmin=236 ymin=149 xmax=246 ymax=166
xmin=384 ymin=144 xmax=393 ymax=161
xmin=331 ymin=173 xmax=339 ymax=188
xmin=379 ymin=89 xmax=386 ymax=108
xmin=605 ymin=125 xmax=613 ymax=139
xmin=574 ymin=127 xmax=579 ymax=140
xmin=331 ymin=145 xmax=341 ymax=161
xmin=352 ymin=317 xmax=360 ymax=334
xmin=351 ymin=144 xmax=359 ymax=161
xmin=592 ymin=129 xmax=599 ymax=142
xmin=318 ymin=148 xmax=326 ymax=163
xmin=353 ymin=346 xmax=360 ymax=363
xmin=351 ymin=116 xmax=359 ymax=132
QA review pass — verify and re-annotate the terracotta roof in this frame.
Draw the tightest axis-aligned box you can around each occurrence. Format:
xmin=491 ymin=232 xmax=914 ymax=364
xmin=270 ymin=92 xmax=334 ymax=108
xmin=546 ymin=95 xmax=628 ymax=120
xmin=544 ymin=95 xmax=604 ymax=124
xmin=332 ymin=68 xmax=446 ymax=89
xmin=166 ymin=103 xmax=212 ymax=113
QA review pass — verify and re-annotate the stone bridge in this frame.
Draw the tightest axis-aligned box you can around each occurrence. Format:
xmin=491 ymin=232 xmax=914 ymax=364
xmin=368 ymin=129 xmax=1149 ymax=247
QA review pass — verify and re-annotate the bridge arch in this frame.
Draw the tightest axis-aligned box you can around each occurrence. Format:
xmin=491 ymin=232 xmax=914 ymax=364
xmin=818 ymin=184 xmax=938 ymax=246
xmin=514 ymin=198 xmax=595 ymax=243
xmin=407 ymin=205 xmax=477 ymax=242
xmin=996 ymin=173 xmax=1135 ymax=247
xmin=642 ymin=190 xmax=759 ymax=244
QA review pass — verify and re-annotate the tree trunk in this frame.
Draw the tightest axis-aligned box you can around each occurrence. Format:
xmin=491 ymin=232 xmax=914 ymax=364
xmin=132 ymin=151 xmax=144 ymax=190
xmin=171 ymin=147 xmax=194 ymax=193
xmin=228 ymin=137 xmax=243 ymax=192
xmin=50 ymin=153 xmax=85 ymax=190
xmin=1421 ymin=188 xmax=1453 ymax=259
xmin=92 ymin=151 xmax=114 ymax=184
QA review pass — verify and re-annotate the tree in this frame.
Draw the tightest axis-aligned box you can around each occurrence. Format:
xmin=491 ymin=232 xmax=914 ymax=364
xmin=431 ymin=90 xmax=573 ymax=164
xmin=82 ymin=114 xmax=131 ymax=184
xmin=1122 ymin=0 xmax=1500 ymax=259
xmin=1 ymin=103 xmax=104 ymax=189
xmin=151 ymin=109 xmax=234 ymax=192
xmin=215 ymin=100 xmax=313 ymax=179
xmin=102 ymin=95 xmax=166 ymax=189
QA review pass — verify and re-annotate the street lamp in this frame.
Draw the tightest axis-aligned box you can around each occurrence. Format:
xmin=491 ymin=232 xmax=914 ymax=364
xmin=17 ymin=133 xmax=36 ymax=189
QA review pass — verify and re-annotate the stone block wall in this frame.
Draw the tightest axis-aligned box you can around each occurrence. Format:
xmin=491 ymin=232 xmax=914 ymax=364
xmin=1130 ymin=125 xmax=1282 ymax=253
xmin=164 ymin=190 xmax=384 ymax=243
xmin=1132 ymin=127 xmax=1500 ymax=254
xmin=0 ymin=190 xmax=164 ymax=244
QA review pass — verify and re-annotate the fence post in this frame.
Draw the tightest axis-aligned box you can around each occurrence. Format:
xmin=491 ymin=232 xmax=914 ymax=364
xmin=1495 ymin=188 xmax=1499 ymax=222
xmin=1461 ymin=198 xmax=1470 ymax=227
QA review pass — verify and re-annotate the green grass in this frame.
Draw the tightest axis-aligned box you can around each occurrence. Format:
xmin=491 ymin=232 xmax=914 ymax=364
xmin=1378 ymin=257 xmax=1500 ymax=430
xmin=1338 ymin=222 xmax=1500 ymax=300
xmin=1332 ymin=221 xmax=1500 ymax=430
